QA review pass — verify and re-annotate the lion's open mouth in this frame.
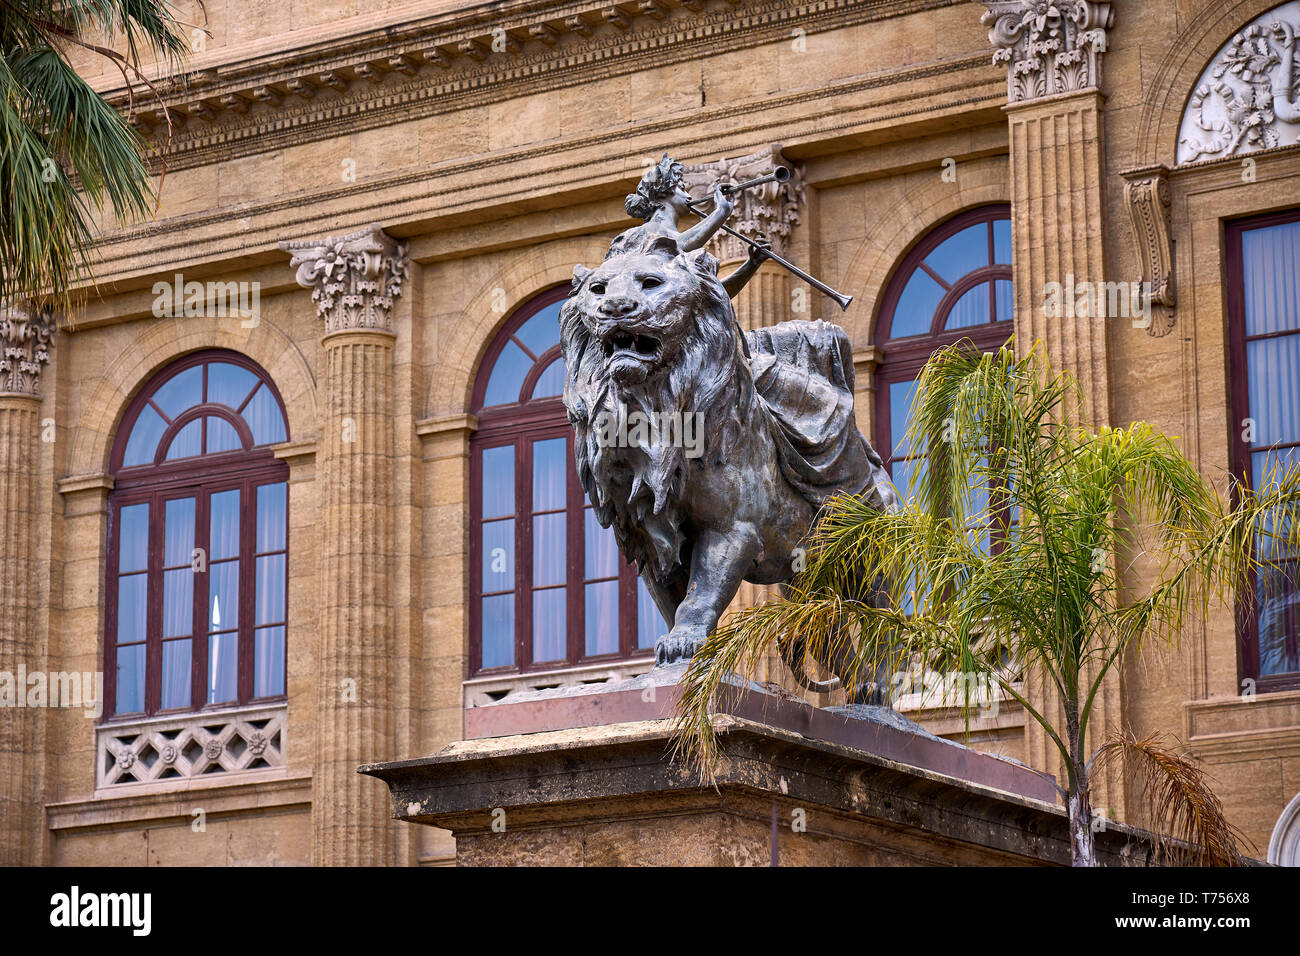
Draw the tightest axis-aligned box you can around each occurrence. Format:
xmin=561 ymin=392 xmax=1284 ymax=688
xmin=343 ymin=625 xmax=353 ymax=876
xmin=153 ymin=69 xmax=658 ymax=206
xmin=603 ymin=331 xmax=661 ymax=363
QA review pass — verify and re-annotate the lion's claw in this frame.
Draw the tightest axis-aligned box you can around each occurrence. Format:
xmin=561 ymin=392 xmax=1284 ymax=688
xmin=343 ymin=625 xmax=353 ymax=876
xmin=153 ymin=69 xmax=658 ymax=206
xmin=654 ymin=630 xmax=705 ymax=665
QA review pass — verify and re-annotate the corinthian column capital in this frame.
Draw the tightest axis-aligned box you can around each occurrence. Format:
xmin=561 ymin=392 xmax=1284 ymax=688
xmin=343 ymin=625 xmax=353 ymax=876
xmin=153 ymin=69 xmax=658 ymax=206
xmin=279 ymin=223 xmax=410 ymax=335
xmin=681 ymin=144 xmax=806 ymax=261
xmin=980 ymin=1 xmax=1114 ymax=104
xmin=0 ymin=302 xmax=54 ymax=397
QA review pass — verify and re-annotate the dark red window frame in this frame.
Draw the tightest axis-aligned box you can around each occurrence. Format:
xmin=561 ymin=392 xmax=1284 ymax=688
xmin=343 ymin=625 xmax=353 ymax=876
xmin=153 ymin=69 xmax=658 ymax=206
xmin=470 ymin=287 xmax=653 ymax=676
xmin=1227 ymin=207 xmax=1300 ymax=692
xmin=104 ymin=350 xmax=291 ymax=719
xmin=874 ymin=205 xmax=1014 ymax=474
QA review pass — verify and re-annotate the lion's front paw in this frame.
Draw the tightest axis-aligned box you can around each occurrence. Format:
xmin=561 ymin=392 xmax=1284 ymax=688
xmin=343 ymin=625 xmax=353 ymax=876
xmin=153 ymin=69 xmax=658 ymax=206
xmin=654 ymin=627 xmax=707 ymax=665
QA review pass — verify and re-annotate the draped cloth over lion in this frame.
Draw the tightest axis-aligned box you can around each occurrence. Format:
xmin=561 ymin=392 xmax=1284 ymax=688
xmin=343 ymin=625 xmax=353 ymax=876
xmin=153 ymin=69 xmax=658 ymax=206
xmin=745 ymin=319 xmax=892 ymax=513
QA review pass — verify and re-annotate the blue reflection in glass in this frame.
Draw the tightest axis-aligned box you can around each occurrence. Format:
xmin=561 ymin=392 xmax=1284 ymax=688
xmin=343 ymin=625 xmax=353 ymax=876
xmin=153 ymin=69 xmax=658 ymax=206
xmin=206 ymin=416 xmax=243 ymax=453
xmin=530 ymin=357 xmax=565 ymax=399
xmin=117 ymin=573 xmax=147 ymax=641
xmin=242 ymin=384 xmax=287 ymax=446
xmin=532 ymin=437 xmax=567 ymax=511
xmin=514 ymin=301 xmax=563 ymax=359
xmin=532 ymin=588 xmax=566 ymax=662
xmin=163 ymin=497 xmax=195 ymax=566
xmin=152 ymin=366 xmax=202 ymax=419
xmin=481 ymin=445 xmax=514 ymax=518
xmin=255 ymin=626 xmax=286 ymax=697
xmin=210 ymin=489 xmax=240 ymax=561
xmin=924 ymin=224 xmax=988 ymax=283
xmin=164 ymin=419 xmax=202 ymax=460
xmin=256 ymin=483 xmax=287 ymax=552
xmin=481 ymin=519 xmax=514 ymax=591
xmin=584 ymin=581 xmax=619 ymax=656
xmin=118 ymin=503 xmax=149 ymax=572
xmin=115 ymin=644 xmax=145 ymax=714
xmin=945 ymin=283 xmax=991 ymax=330
xmin=161 ymin=639 xmax=191 ymax=710
xmin=207 ymin=632 xmax=238 ymax=704
xmin=892 ymin=271 xmax=946 ymax=337
xmin=637 ymin=577 xmax=666 ymax=650
xmin=481 ymin=594 xmax=514 ymax=668
xmin=123 ymin=404 xmax=167 ymax=466
xmin=483 ymin=340 xmax=531 ymax=407
xmin=993 ymin=218 xmax=1012 ymax=265
xmin=207 ymin=362 xmax=258 ymax=409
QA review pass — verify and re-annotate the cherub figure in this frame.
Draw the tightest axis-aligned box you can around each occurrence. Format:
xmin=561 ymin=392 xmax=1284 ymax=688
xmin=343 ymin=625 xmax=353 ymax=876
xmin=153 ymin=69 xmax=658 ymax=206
xmin=609 ymin=154 xmax=769 ymax=298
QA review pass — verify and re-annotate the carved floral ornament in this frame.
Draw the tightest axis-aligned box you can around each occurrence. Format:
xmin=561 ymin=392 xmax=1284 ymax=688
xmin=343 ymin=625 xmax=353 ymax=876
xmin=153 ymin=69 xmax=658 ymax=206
xmin=980 ymin=1 xmax=1114 ymax=103
xmin=0 ymin=301 xmax=54 ymax=396
xmin=1177 ymin=1 xmax=1300 ymax=165
xmin=279 ymin=224 xmax=410 ymax=335
xmin=680 ymin=145 xmax=806 ymax=262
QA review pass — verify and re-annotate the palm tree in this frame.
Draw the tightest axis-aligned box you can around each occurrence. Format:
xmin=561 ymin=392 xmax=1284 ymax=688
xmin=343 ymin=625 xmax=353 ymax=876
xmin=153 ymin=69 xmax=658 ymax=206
xmin=673 ymin=341 xmax=1300 ymax=866
xmin=1 ymin=0 xmax=193 ymax=311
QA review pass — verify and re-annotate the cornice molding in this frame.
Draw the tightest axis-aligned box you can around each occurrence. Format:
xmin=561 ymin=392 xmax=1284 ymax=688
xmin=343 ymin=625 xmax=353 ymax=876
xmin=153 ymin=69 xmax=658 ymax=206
xmin=111 ymin=0 xmax=958 ymax=174
xmin=90 ymin=50 xmax=998 ymax=262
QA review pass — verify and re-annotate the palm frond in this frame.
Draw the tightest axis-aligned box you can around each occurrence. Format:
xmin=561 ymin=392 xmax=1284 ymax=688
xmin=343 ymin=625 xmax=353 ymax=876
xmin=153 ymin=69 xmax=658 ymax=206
xmin=1091 ymin=730 xmax=1252 ymax=866
xmin=0 ymin=0 xmax=192 ymax=311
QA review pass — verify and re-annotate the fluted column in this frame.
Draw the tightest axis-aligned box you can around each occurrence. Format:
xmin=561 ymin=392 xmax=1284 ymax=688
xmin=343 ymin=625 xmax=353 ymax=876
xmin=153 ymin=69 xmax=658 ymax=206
xmin=281 ymin=225 xmax=409 ymax=865
xmin=981 ymin=1 xmax=1122 ymax=815
xmin=0 ymin=304 xmax=53 ymax=864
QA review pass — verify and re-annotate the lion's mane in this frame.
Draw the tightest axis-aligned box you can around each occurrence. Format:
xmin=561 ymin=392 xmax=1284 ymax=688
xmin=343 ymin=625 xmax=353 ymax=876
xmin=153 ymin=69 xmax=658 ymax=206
xmin=560 ymin=236 xmax=757 ymax=583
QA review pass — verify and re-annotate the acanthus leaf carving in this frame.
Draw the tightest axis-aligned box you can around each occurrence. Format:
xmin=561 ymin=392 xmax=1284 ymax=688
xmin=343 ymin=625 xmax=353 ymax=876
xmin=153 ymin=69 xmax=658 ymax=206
xmin=279 ymin=224 xmax=410 ymax=335
xmin=980 ymin=1 xmax=1114 ymax=104
xmin=679 ymin=144 xmax=806 ymax=262
xmin=0 ymin=301 xmax=54 ymax=396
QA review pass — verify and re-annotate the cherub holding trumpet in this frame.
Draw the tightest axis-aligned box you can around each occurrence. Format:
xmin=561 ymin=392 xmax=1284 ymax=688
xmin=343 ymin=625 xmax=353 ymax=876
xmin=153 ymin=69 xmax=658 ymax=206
xmin=607 ymin=153 xmax=772 ymax=299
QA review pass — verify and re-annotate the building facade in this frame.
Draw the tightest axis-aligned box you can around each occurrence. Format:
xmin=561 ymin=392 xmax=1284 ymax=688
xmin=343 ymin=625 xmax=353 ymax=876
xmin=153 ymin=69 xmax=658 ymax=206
xmin=1 ymin=0 xmax=1298 ymax=865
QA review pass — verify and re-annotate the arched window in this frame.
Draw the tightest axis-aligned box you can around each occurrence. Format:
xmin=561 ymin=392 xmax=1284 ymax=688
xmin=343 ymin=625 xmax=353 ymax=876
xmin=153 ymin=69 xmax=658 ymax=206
xmin=106 ymin=351 xmax=290 ymax=718
xmin=1228 ymin=208 xmax=1300 ymax=690
xmin=875 ymin=205 xmax=1013 ymax=496
xmin=470 ymin=288 xmax=662 ymax=675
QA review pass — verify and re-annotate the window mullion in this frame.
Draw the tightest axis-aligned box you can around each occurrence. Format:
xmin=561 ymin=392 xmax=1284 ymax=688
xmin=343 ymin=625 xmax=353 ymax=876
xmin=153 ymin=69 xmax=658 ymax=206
xmin=194 ymin=490 xmax=210 ymax=711
xmin=146 ymin=490 xmax=163 ymax=716
xmin=516 ymin=435 xmax=530 ymax=671
xmin=239 ymin=477 xmax=256 ymax=704
xmin=568 ymin=430 xmax=584 ymax=667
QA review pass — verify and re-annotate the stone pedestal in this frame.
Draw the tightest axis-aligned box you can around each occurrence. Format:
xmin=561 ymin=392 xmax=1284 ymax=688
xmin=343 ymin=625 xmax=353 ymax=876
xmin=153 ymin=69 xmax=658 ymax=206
xmin=364 ymin=673 xmax=1162 ymax=866
xmin=364 ymin=709 xmax=1159 ymax=866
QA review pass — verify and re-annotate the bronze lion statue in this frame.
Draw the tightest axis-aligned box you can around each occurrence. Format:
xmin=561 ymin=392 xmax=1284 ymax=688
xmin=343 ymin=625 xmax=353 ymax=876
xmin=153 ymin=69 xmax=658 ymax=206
xmin=560 ymin=232 xmax=899 ymax=689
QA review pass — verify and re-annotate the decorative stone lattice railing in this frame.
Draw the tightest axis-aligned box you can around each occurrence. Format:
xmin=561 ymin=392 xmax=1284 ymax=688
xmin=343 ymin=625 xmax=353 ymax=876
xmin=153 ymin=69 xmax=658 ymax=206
xmin=463 ymin=659 xmax=655 ymax=709
xmin=97 ymin=704 xmax=286 ymax=789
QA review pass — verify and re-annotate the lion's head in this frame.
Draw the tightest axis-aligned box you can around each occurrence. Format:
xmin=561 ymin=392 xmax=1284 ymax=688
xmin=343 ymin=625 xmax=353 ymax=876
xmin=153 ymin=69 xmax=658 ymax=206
xmin=559 ymin=233 xmax=754 ymax=579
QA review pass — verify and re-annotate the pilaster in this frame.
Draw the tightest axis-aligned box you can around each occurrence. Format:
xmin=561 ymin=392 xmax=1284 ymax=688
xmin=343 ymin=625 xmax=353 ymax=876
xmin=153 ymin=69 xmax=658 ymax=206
xmin=279 ymin=225 xmax=409 ymax=865
xmin=0 ymin=303 xmax=53 ymax=864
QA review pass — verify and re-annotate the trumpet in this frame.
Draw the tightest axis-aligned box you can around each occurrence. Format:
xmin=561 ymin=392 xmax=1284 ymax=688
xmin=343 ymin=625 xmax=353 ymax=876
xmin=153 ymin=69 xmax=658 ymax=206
xmin=719 ymin=165 xmax=791 ymax=196
xmin=686 ymin=167 xmax=854 ymax=312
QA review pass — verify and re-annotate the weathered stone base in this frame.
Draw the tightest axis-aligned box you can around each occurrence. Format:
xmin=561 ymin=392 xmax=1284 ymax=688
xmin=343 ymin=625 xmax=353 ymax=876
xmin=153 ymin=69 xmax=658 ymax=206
xmin=363 ymin=715 xmax=1161 ymax=866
